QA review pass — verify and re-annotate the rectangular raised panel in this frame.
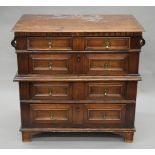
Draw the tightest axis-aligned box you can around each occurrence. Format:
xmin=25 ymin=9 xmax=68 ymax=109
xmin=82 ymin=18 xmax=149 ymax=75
xmin=27 ymin=37 xmax=72 ymax=50
xmin=86 ymin=53 xmax=129 ymax=75
xmin=30 ymin=82 xmax=72 ymax=100
xmin=89 ymin=110 xmax=120 ymax=120
xmin=30 ymin=104 xmax=72 ymax=124
xmin=85 ymin=37 xmax=130 ymax=51
xmin=86 ymin=82 xmax=126 ymax=100
xmin=84 ymin=104 xmax=126 ymax=124
xmin=29 ymin=54 xmax=73 ymax=74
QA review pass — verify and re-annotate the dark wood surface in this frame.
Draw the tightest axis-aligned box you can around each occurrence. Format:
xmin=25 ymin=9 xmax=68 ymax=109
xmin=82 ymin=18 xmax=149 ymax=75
xmin=12 ymin=14 xmax=144 ymax=32
xmin=11 ymin=14 xmax=145 ymax=143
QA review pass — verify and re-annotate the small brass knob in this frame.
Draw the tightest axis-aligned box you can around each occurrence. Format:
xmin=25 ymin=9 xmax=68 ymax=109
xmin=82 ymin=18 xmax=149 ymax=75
xmin=48 ymin=88 xmax=53 ymax=96
xmin=104 ymin=41 xmax=110 ymax=49
xmin=48 ymin=41 xmax=53 ymax=48
xmin=48 ymin=62 xmax=53 ymax=70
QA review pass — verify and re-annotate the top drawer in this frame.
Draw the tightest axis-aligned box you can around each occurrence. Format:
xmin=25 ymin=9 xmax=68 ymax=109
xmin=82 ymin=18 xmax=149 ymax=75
xmin=85 ymin=37 xmax=130 ymax=51
xmin=27 ymin=37 xmax=73 ymax=51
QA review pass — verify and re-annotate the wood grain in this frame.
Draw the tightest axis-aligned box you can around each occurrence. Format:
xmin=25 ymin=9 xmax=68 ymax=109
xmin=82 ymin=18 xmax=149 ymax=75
xmin=14 ymin=74 xmax=142 ymax=82
xmin=12 ymin=15 xmax=144 ymax=32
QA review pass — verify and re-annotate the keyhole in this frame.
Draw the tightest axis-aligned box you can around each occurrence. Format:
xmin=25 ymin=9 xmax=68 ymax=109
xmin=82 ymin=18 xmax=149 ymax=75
xmin=77 ymin=54 xmax=81 ymax=63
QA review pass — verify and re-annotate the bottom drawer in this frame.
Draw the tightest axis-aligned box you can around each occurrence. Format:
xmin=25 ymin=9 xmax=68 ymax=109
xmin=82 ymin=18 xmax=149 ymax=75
xmin=27 ymin=103 xmax=128 ymax=127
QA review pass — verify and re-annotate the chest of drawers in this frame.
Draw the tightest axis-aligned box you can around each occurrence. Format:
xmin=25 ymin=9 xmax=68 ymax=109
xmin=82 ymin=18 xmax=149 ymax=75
xmin=11 ymin=15 xmax=145 ymax=142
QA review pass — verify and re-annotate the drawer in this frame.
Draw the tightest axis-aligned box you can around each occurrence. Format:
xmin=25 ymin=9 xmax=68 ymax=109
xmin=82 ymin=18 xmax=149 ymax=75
xmin=20 ymin=81 xmax=137 ymax=101
xmin=30 ymin=82 xmax=72 ymax=100
xmin=26 ymin=53 xmax=129 ymax=75
xmin=30 ymin=104 xmax=73 ymax=124
xmin=29 ymin=53 xmax=73 ymax=74
xmin=22 ymin=103 xmax=131 ymax=127
xmin=27 ymin=37 xmax=72 ymax=50
xmin=86 ymin=82 xmax=126 ymax=100
xmin=85 ymin=53 xmax=129 ymax=75
xmin=29 ymin=103 xmax=126 ymax=126
xmin=83 ymin=104 xmax=126 ymax=124
xmin=85 ymin=37 xmax=130 ymax=51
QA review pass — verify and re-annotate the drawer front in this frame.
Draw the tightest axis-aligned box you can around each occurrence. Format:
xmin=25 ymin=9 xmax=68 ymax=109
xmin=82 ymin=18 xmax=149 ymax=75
xmin=20 ymin=82 xmax=137 ymax=101
xmin=28 ymin=53 xmax=128 ymax=75
xmin=30 ymin=82 xmax=72 ymax=100
xmin=84 ymin=104 xmax=126 ymax=124
xmin=28 ymin=37 xmax=72 ymax=50
xmin=29 ymin=104 xmax=126 ymax=126
xmin=30 ymin=104 xmax=72 ymax=124
xmin=85 ymin=37 xmax=130 ymax=51
xmin=86 ymin=82 xmax=126 ymax=100
xmin=29 ymin=54 xmax=73 ymax=74
xmin=85 ymin=53 xmax=128 ymax=75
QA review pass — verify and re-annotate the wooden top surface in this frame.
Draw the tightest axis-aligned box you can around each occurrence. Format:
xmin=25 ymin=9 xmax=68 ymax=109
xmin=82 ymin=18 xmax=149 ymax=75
xmin=12 ymin=14 xmax=144 ymax=33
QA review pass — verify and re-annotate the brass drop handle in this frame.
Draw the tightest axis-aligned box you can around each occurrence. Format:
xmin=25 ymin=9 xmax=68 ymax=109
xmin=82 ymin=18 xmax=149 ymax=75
xmin=50 ymin=111 xmax=54 ymax=120
xmin=103 ymin=112 xmax=106 ymax=120
xmin=104 ymin=41 xmax=110 ymax=49
xmin=104 ymin=62 xmax=109 ymax=68
xmin=48 ymin=41 xmax=53 ymax=48
xmin=104 ymin=88 xmax=108 ymax=96
xmin=48 ymin=88 xmax=53 ymax=96
xmin=48 ymin=62 xmax=53 ymax=70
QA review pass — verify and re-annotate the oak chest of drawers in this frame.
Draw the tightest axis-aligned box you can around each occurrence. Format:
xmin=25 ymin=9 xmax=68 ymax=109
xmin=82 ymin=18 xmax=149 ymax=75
xmin=11 ymin=15 xmax=145 ymax=142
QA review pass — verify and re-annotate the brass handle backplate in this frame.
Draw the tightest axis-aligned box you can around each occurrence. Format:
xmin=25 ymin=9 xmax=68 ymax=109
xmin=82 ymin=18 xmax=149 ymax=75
xmin=104 ymin=88 xmax=108 ymax=96
xmin=102 ymin=112 xmax=106 ymax=120
xmin=48 ymin=88 xmax=53 ymax=96
xmin=50 ymin=112 xmax=54 ymax=120
xmin=104 ymin=41 xmax=110 ymax=49
xmin=48 ymin=62 xmax=53 ymax=70
xmin=48 ymin=41 xmax=53 ymax=48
